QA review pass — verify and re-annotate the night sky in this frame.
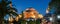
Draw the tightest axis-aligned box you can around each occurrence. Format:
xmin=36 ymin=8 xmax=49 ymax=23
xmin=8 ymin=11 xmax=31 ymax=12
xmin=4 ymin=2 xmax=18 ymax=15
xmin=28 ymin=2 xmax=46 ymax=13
xmin=4 ymin=0 xmax=51 ymax=20
xmin=12 ymin=0 xmax=51 ymax=15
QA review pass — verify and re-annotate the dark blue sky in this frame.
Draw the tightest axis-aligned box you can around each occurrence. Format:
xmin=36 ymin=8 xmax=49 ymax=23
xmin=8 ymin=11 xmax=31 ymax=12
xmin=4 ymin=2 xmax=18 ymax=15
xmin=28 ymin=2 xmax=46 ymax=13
xmin=4 ymin=0 xmax=51 ymax=20
xmin=12 ymin=0 xmax=51 ymax=15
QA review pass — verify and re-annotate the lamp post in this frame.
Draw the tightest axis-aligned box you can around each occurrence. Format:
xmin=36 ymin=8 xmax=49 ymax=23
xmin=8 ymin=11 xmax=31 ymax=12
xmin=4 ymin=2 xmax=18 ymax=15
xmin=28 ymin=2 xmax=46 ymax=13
xmin=57 ymin=15 xmax=60 ymax=24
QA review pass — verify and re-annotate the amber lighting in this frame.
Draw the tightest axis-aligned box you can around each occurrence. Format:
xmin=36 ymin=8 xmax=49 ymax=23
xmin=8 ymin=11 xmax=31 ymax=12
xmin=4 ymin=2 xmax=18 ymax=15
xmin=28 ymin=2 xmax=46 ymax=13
xmin=46 ymin=6 xmax=50 ymax=14
xmin=23 ymin=8 xmax=43 ymax=19
xmin=15 ymin=16 xmax=19 ymax=21
xmin=38 ymin=14 xmax=43 ymax=19
xmin=18 ymin=15 xmax=22 ymax=18
xmin=14 ymin=8 xmax=43 ymax=21
xmin=31 ymin=15 xmax=35 ymax=18
xmin=9 ymin=16 xmax=14 ymax=22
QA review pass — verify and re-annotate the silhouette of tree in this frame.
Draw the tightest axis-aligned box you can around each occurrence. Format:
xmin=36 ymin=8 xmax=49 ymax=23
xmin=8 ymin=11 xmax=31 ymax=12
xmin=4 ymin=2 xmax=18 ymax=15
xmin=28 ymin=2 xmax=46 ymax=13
xmin=0 ymin=0 xmax=18 ymax=24
xmin=49 ymin=0 xmax=60 ymax=24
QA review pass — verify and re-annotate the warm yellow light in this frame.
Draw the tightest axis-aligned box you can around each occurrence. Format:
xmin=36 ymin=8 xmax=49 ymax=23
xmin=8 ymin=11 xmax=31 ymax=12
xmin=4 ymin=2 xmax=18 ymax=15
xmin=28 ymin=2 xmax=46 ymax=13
xmin=31 ymin=16 xmax=35 ymax=18
xmin=38 ymin=14 xmax=43 ymax=18
xmin=48 ymin=6 xmax=50 ymax=10
xmin=24 ymin=8 xmax=40 ymax=19
xmin=9 ymin=16 xmax=13 ymax=22
xmin=15 ymin=16 xmax=19 ymax=21
xmin=18 ymin=15 xmax=22 ymax=18
xmin=46 ymin=6 xmax=50 ymax=13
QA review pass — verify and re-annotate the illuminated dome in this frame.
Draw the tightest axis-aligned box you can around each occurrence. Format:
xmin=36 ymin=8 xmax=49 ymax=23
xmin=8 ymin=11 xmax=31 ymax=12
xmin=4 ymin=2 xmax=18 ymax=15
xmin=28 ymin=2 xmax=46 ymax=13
xmin=24 ymin=8 xmax=43 ymax=19
xmin=15 ymin=8 xmax=43 ymax=20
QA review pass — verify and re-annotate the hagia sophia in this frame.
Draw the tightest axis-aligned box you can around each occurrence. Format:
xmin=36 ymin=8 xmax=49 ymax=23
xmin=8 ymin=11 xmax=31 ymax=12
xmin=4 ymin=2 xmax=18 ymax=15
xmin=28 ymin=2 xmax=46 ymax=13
xmin=9 ymin=7 xmax=43 ymax=23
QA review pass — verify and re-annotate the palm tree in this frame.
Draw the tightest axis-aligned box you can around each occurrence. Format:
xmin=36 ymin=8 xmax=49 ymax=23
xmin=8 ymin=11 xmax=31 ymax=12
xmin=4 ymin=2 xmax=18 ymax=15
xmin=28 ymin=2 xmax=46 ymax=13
xmin=0 ymin=0 xmax=18 ymax=24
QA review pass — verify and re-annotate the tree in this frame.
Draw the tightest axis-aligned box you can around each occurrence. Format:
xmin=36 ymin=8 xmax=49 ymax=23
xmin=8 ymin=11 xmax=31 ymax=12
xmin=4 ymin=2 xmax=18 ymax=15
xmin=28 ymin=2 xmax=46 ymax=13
xmin=0 ymin=0 xmax=18 ymax=24
xmin=49 ymin=0 xmax=60 ymax=24
xmin=49 ymin=0 xmax=60 ymax=14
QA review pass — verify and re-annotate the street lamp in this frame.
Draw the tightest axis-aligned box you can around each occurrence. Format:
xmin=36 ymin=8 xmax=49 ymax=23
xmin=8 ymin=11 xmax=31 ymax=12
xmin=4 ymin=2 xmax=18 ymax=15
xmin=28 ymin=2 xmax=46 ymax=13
xmin=49 ymin=17 xmax=53 ymax=22
xmin=57 ymin=15 xmax=60 ymax=19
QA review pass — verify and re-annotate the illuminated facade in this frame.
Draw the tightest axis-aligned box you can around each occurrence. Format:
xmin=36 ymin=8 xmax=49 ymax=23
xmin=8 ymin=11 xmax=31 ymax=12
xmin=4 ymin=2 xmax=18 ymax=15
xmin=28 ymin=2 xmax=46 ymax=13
xmin=24 ymin=8 xmax=38 ymax=19
xmin=8 ymin=8 xmax=43 ymax=23
xmin=23 ymin=8 xmax=43 ymax=19
xmin=15 ymin=8 xmax=43 ymax=19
